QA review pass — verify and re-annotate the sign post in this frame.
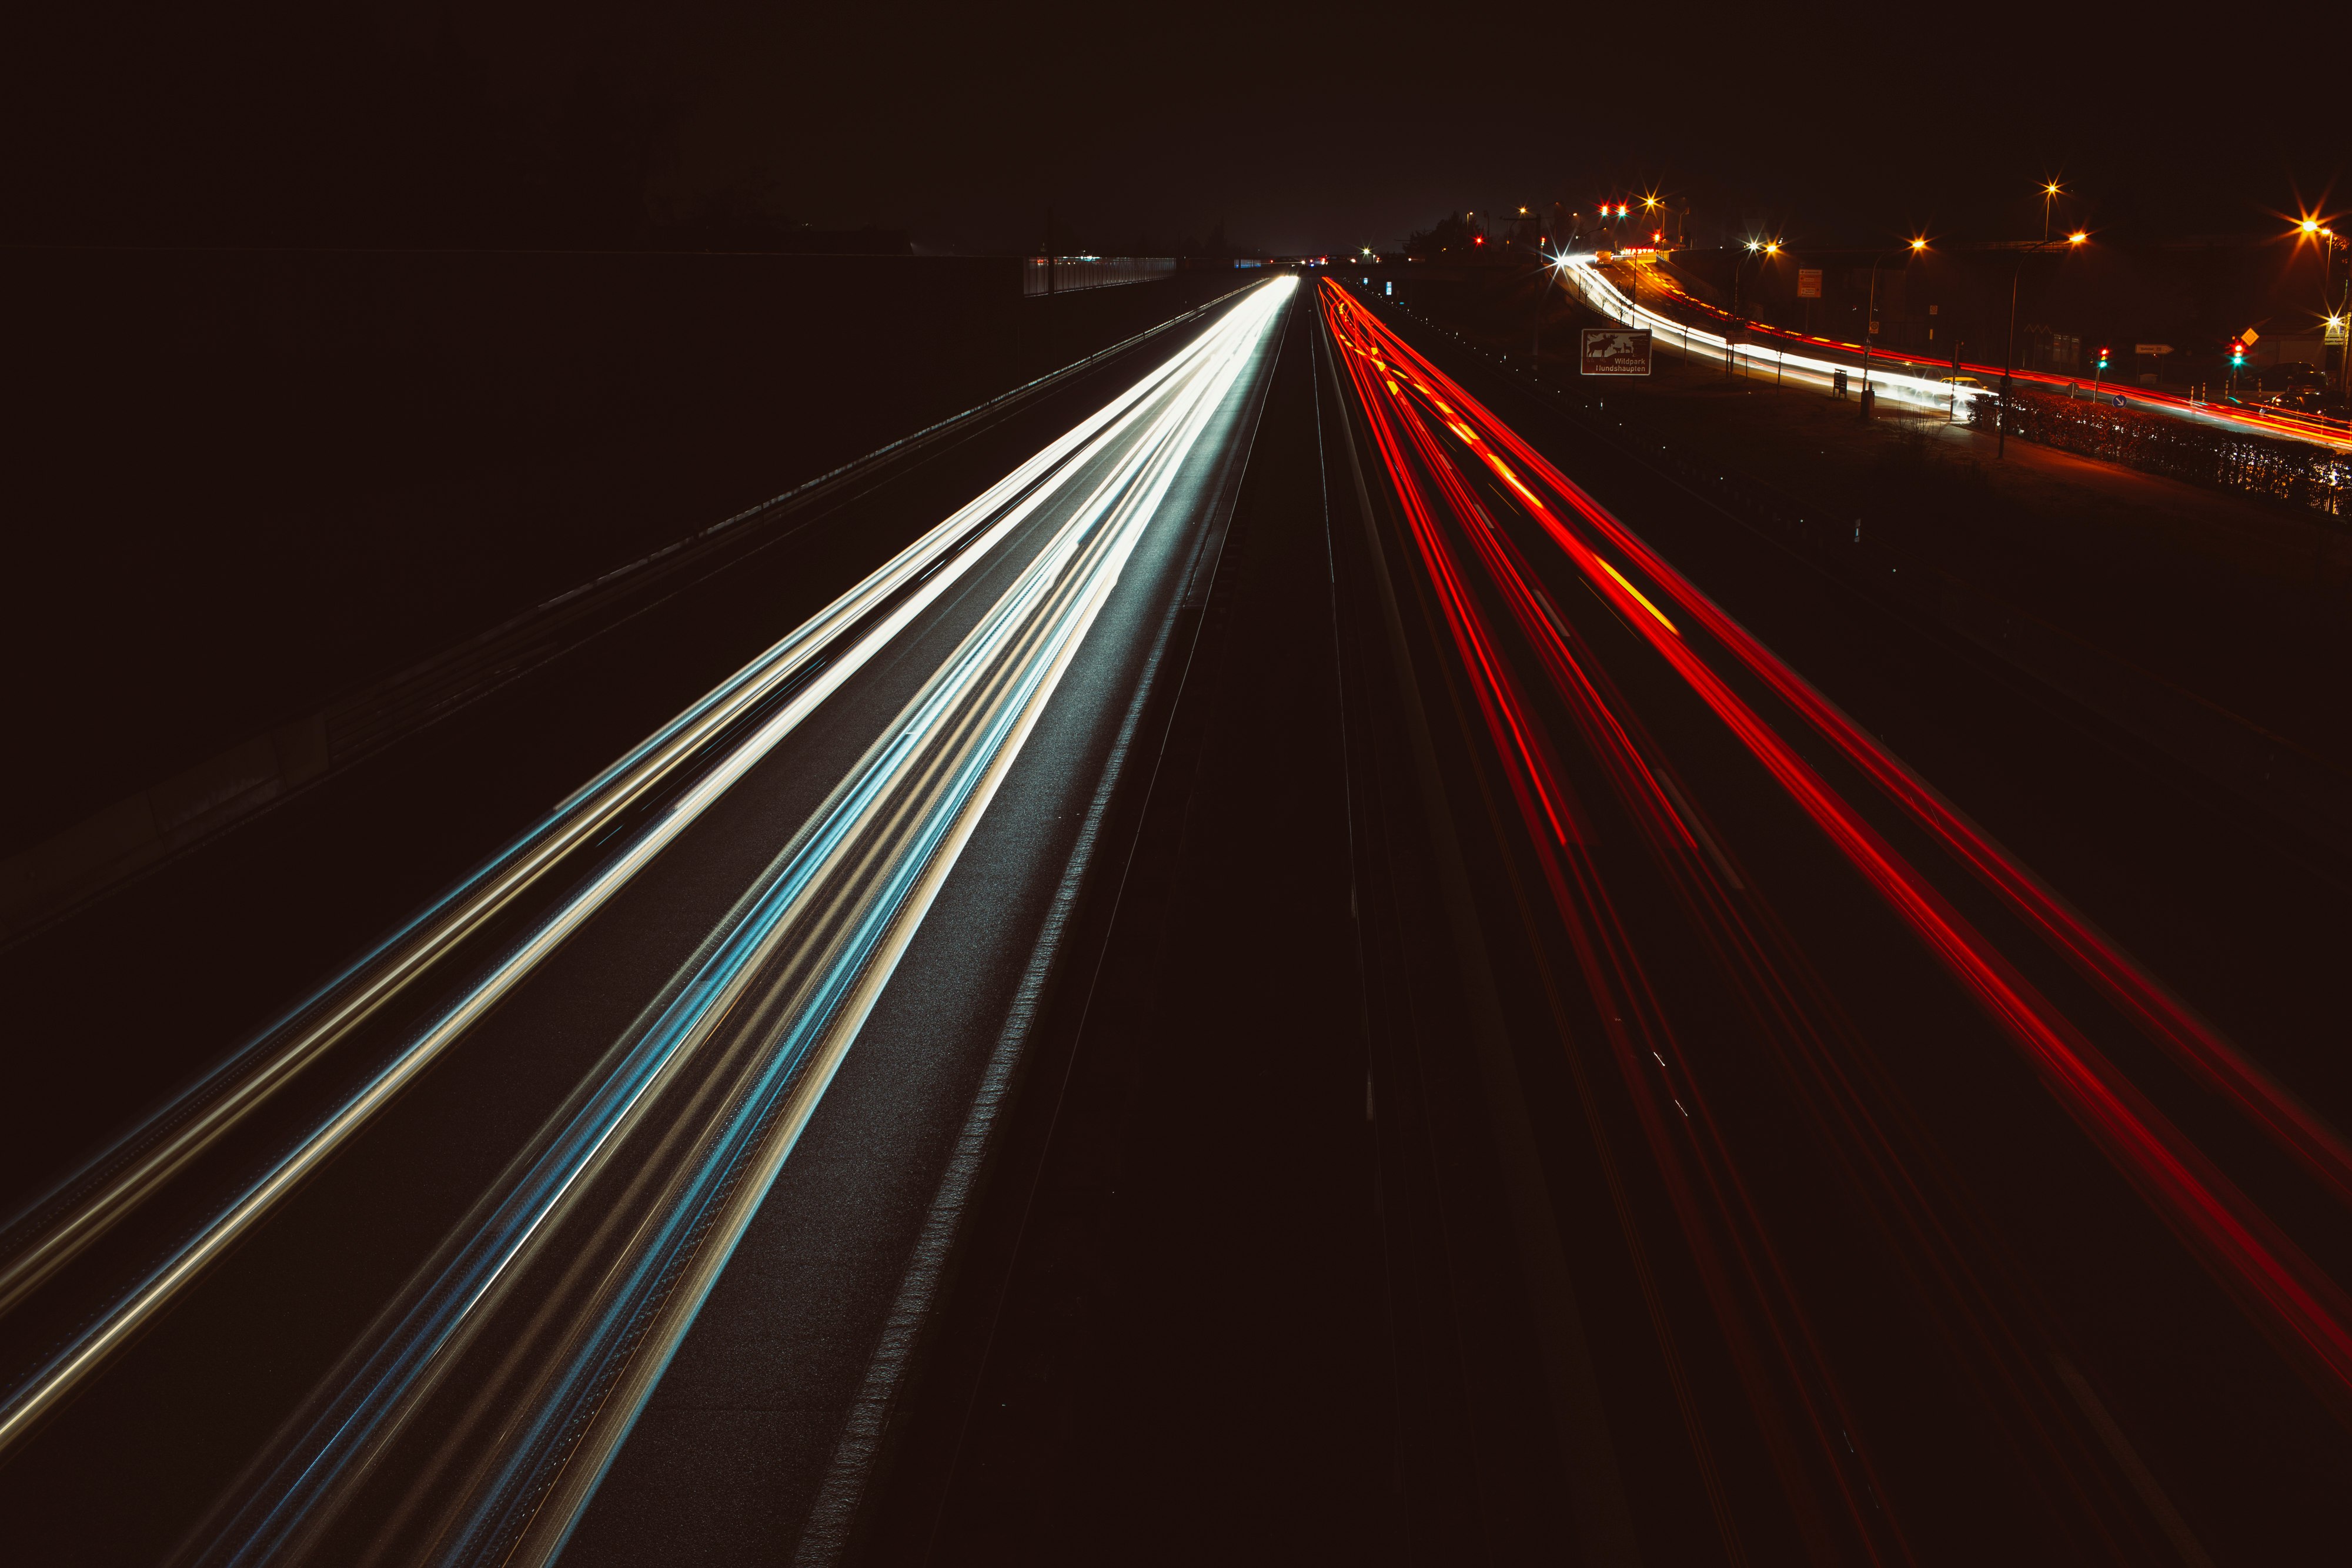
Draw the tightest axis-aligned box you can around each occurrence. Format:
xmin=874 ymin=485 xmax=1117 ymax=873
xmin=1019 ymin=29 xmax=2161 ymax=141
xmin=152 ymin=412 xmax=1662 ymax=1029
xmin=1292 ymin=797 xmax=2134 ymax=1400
xmin=1580 ymin=327 xmax=1653 ymax=376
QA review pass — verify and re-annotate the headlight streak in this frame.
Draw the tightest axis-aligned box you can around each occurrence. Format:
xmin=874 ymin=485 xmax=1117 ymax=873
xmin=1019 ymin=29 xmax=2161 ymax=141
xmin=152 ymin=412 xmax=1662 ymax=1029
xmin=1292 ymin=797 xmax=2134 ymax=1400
xmin=0 ymin=311 xmax=1226 ymax=1326
xmin=1558 ymin=258 xmax=1965 ymax=412
xmin=0 ymin=286 xmax=1287 ymax=1463
xmin=1327 ymin=283 xmax=2176 ymax=1559
xmin=1329 ymin=282 xmax=2352 ymax=1429
xmin=1571 ymin=260 xmax=2352 ymax=453
xmin=182 ymin=278 xmax=1294 ymax=1568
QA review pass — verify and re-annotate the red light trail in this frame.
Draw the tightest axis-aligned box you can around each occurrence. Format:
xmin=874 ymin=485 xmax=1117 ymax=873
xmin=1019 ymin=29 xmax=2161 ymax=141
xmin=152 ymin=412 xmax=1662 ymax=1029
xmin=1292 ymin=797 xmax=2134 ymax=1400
xmin=1318 ymin=278 xmax=2352 ymax=1551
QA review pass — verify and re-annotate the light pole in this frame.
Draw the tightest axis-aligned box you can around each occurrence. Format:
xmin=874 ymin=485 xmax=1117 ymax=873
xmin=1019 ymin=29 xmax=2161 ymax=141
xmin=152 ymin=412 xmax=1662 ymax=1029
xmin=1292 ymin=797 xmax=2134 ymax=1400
xmin=1999 ymin=229 xmax=2089 ymax=457
xmin=1732 ymin=239 xmax=1780 ymax=377
xmin=1532 ymin=246 xmax=1567 ymax=379
xmin=2304 ymin=218 xmax=2351 ymax=407
xmin=1860 ymin=238 xmax=1928 ymax=418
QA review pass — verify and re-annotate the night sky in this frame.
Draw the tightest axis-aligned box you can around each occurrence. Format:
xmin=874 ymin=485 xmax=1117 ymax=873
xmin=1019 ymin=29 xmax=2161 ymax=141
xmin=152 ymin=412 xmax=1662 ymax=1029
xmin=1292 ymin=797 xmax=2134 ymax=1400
xmin=6 ymin=2 xmax=2343 ymax=253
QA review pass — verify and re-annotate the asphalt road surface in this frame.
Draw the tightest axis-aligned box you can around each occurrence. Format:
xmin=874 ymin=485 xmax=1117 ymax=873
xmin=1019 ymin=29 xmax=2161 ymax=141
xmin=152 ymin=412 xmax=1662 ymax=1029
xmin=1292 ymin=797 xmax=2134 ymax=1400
xmin=1308 ymin=278 xmax=2351 ymax=1566
xmin=5 ymin=267 xmax=2348 ymax=1566
xmin=0 ymin=278 xmax=1295 ymax=1567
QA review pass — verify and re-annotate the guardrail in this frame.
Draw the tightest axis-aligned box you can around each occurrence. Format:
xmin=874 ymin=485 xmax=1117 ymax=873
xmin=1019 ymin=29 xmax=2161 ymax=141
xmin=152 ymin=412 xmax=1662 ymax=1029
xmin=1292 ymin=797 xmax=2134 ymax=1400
xmin=0 ymin=281 xmax=1255 ymax=948
xmin=1972 ymin=387 xmax=2351 ymax=518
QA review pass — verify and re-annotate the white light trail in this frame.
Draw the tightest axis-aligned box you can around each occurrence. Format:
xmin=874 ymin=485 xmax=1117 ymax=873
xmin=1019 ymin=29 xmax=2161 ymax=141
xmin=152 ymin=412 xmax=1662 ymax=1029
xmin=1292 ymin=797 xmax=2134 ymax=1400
xmin=1559 ymin=258 xmax=1974 ymax=412
xmin=0 ymin=278 xmax=1298 ymax=1469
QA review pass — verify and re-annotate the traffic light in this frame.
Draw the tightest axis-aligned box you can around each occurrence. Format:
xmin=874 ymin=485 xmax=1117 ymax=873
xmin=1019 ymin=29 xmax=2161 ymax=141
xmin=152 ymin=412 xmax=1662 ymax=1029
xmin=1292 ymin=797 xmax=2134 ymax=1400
xmin=2229 ymin=339 xmax=2246 ymax=367
xmin=2096 ymin=346 xmax=2110 ymax=369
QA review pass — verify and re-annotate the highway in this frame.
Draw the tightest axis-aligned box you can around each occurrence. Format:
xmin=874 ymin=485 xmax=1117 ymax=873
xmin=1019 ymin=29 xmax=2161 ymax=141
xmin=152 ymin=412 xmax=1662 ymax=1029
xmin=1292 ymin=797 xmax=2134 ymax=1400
xmin=3 ymin=262 xmax=2347 ymax=1565
xmin=0 ymin=276 xmax=1295 ymax=1566
xmin=1568 ymin=257 xmax=2352 ymax=454
xmin=1319 ymin=276 xmax=2352 ymax=1564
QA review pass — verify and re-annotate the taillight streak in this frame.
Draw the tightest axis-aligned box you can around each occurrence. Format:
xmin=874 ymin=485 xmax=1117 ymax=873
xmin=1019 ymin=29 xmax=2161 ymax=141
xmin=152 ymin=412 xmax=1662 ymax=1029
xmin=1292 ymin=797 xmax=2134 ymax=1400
xmin=1335 ymin=286 xmax=2352 ymax=1420
xmin=1329 ymin=284 xmax=1913 ymax=1565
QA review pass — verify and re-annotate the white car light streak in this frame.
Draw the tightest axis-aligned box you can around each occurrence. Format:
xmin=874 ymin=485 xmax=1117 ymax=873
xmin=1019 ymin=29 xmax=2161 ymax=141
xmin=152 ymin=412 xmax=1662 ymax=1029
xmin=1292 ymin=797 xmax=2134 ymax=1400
xmin=0 ymin=279 xmax=1297 ymax=1469
xmin=1561 ymin=258 xmax=1977 ymax=410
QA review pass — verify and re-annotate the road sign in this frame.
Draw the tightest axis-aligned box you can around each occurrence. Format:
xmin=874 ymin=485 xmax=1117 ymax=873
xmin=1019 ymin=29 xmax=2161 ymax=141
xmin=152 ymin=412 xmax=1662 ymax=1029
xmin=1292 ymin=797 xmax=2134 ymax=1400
xmin=2133 ymin=344 xmax=2173 ymax=355
xmin=1581 ymin=327 xmax=1653 ymax=375
xmin=2328 ymin=320 xmax=2348 ymax=345
xmin=1797 ymin=268 xmax=1822 ymax=299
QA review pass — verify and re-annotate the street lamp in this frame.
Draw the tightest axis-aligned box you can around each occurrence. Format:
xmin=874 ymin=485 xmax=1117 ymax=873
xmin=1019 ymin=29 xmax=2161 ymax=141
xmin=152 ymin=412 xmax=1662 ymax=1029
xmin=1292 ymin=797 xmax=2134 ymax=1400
xmin=2296 ymin=214 xmax=2350 ymax=403
xmin=1731 ymin=239 xmax=1782 ymax=376
xmin=2042 ymin=181 xmax=2063 ymax=243
xmin=1997 ymin=229 xmax=2088 ymax=457
xmin=1858 ymin=238 xmax=1928 ymax=416
xmin=1531 ymin=245 xmax=1572 ymax=378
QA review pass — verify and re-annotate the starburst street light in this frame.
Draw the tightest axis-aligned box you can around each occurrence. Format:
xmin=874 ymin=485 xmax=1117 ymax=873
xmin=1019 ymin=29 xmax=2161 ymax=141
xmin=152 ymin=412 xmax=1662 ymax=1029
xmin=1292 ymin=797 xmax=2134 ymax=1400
xmin=1731 ymin=239 xmax=1783 ymax=362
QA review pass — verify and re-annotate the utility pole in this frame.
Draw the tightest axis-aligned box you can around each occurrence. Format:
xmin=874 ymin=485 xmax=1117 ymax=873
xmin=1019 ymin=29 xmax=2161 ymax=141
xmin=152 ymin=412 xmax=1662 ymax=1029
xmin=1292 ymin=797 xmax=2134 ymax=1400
xmin=1999 ymin=231 xmax=2085 ymax=457
xmin=2333 ymin=236 xmax=2352 ymax=412
xmin=1861 ymin=239 xmax=1926 ymax=419
xmin=1531 ymin=245 xmax=1562 ymax=380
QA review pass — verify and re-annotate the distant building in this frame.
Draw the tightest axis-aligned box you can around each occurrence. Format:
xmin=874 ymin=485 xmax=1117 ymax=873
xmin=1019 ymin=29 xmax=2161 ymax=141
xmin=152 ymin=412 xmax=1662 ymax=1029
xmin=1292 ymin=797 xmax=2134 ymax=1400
xmin=2024 ymin=325 xmax=2082 ymax=374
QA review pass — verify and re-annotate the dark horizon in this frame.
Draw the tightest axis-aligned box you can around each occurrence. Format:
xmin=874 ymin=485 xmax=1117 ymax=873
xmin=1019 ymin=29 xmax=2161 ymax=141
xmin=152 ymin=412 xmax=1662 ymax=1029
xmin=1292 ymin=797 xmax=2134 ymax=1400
xmin=8 ymin=2 xmax=2344 ymax=258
